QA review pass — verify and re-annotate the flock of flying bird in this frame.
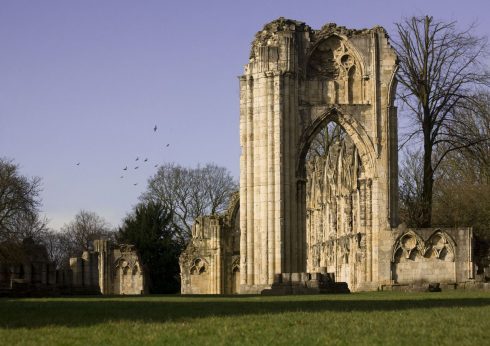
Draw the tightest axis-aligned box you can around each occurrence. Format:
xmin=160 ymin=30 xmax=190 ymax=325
xmin=75 ymin=125 xmax=170 ymax=186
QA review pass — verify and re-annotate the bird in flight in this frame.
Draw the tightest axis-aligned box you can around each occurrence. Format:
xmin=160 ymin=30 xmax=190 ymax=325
xmin=144 ymin=158 xmax=148 ymax=162
xmin=123 ymin=166 xmax=128 ymax=171
xmin=154 ymin=164 xmax=158 ymax=168
xmin=166 ymin=144 xmax=170 ymax=147
xmin=76 ymin=162 xmax=80 ymax=166
xmin=135 ymin=157 xmax=139 ymax=161
xmin=135 ymin=166 xmax=139 ymax=169
xmin=133 ymin=183 xmax=138 ymax=186
xmin=120 ymin=176 xmax=124 ymax=179
xmin=154 ymin=125 xmax=157 ymax=132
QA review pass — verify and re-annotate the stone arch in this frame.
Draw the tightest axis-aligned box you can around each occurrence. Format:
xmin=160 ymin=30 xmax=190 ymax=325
xmin=387 ymin=67 xmax=398 ymax=109
xmin=300 ymin=107 xmax=377 ymax=285
xmin=231 ymin=256 xmax=240 ymax=294
xmin=426 ymin=229 xmax=456 ymax=261
xmin=190 ymin=257 xmax=208 ymax=275
xmin=238 ymin=19 xmax=399 ymax=291
xmin=297 ymin=107 xmax=376 ymax=180
xmin=392 ymin=230 xmax=426 ymax=262
xmin=123 ymin=266 xmax=129 ymax=275
xmin=305 ymin=34 xmax=366 ymax=105
xmin=348 ymin=65 xmax=362 ymax=103
xmin=391 ymin=229 xmax=457 ymax=263
xmin=231 ymin=256 xmax=240 ymax=272
xmin=225 ymin=191 xmax=240 ymax=226
xmin=391 ymin=229 xmax=457 ymax=284
xmin=306 ymin=34 xmax=366 ymax=79
xmin=114 ymin=257 xmax=127 ymax=270
xmin=132 ymin=264 xmax=139 ymax=275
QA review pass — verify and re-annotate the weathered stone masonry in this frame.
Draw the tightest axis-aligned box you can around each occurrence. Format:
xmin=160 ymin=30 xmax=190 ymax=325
xmin=180 ymin=18 xmax=477 ymax=294
xmin=1 ymin=238 xmax=147 ymax=295
xmin=238 ymin=18 xmax=399 ymax=292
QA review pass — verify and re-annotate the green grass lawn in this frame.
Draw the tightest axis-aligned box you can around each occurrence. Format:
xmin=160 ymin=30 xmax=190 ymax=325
xmin=1 ymin=291 xmax=489 ymax=345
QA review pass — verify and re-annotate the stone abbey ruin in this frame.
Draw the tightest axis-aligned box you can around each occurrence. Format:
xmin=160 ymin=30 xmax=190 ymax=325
xmin=1 ymin=18 xmax=480 ymax=297
xmin=180 ymin=18 xmax=477 ymax=294
xmin=0 ymin=238 xmax=146 ymax=296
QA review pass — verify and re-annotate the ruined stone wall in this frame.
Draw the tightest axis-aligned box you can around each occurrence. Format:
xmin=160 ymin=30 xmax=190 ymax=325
xmin=305 ymin=132 xmax=367 ymax=289
xmin=92 ymin=240 xmax=146 ymax=295
xmin=68 ymin=240 xmax=147 ymax=295
xmin=0 ymin=238 xmax=145 ymax=296
xmin=181 ymin=18 xmax=480 ymax=294
xmin=180 ymin=194 xmax=240 ymax=294
xmin=0 ymin=239 xmax=57 ymax=291
xmin=239 ymin=18 xmax=398 ymax=292
xmin=389 ymin=227 xmax=474 ymax=287
xmin=111 ymin=245 xmax=145 ymax=294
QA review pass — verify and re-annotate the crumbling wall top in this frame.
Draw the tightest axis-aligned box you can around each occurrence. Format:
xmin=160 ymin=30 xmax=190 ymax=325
xmin=253 ymin=17 xmax=310 ymax=41
xmin=314 ymin=23 xmax=387 ymax=39
xmin=249 ymin=17 xmax=391 ymax=64
xmin=252 ymin=17 xmax=388 ymax=45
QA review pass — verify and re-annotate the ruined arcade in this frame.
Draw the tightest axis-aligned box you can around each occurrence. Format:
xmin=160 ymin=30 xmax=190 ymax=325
xmin=180 ymin=18 xmax=475 ymax=294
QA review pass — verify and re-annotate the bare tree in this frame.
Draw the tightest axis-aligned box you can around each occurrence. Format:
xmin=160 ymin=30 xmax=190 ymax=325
xmin=200 ymin=164 xmax=238 ymax=215
xmin=60 ymin=210 xmax=114 ymax=257
xmin=0 ymin=158 xmax=47 ymax=241
xmin=306 ymin=122 xmax=346 ymax=160
xmin=431 ymin=97 xmax=490 ymax=271
xmin=432 ymin=93 xmax=490 ymax=221
xmin=455 ymin=93 xmax=490 ymax=184
xmin=398 ymin=149 xmax=426 ymax=227
xmin=41 ymin=230 xmax=72 ymax=269
xmin=141 ymin=163 xmax=238 ymax=242
xmin=394 ymin=15 xmax=490 ymax=227
xmin=10 ymin=211 xmax=49 ymax=243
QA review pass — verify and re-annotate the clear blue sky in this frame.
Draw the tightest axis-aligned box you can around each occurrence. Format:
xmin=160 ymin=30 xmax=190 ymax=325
xmin=1 ymin=0 xmax=489 ymax=230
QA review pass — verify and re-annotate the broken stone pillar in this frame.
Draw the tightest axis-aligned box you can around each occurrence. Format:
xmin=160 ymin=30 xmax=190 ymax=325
xmin=94 ymin=239 xmax=111 ymax=294
xmin=70 ymin=257 xmax=83 ymax=287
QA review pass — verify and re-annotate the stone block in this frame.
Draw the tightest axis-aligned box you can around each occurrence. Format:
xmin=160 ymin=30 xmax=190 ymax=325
xmin=310 ymin=272 xmax=321 ymax=281
xmin=291 ymin=273 xmax=301 ymax=283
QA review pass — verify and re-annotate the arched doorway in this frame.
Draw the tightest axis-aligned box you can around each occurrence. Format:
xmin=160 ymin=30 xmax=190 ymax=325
xmin=300 ymin=117 xmax=371 ymax=288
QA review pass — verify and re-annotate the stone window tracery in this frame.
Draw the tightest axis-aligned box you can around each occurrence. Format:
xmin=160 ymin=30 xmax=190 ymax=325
xmin=392 ymin=230 xmax=456 ymax=263
xmin=232 ymin=255 xmax=240 ymax=274
xmin=306 ymin=36 xmax=364 ymax=104
xmin=190 ymin=258 xmax=208 ymax=275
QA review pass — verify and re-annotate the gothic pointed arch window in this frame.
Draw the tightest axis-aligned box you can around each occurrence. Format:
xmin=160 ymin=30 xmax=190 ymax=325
xmin=305 ymin=119 xmax=365 ymax=277
xmin=190 ymin=258 xmax=208 ymax=275
xmin=306 ymin=35 xmax=364 ymax=105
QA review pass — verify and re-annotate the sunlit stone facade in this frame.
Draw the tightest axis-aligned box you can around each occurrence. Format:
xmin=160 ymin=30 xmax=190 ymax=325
xmin=180 ymin=18 xmax=476 ymax=294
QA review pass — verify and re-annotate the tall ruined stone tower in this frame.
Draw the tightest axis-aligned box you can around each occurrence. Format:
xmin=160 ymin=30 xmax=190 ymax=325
xmin=239 ymin=18 xmax=399 ymax=292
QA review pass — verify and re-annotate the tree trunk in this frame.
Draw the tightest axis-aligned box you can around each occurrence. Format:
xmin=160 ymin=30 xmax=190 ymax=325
xmin=421 ymin=117 xmax=434 ymax=227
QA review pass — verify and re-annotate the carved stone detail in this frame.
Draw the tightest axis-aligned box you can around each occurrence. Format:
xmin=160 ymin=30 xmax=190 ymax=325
xmin=180 ymin=18 xmax=475 ymax=294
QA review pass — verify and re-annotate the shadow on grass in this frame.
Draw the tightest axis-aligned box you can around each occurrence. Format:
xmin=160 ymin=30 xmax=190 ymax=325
xmin=0 ymin=294 xmax=489 ymax=329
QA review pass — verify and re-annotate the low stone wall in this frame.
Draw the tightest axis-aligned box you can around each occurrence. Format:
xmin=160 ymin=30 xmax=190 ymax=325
xmin=1 ymin=239 xmax=147 ymax=296
xmin=390 ymin=227 xmax=474 ymax=286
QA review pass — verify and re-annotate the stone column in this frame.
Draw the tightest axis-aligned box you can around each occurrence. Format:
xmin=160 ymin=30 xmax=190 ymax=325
xmin=82 ymin=251 xmax=92 ymax=287
xmin=239 ymin=75 xmax=249 ymax=288
xmin=266 ymin=72 xmax=276 ymax=285
xmin=366 ymin=178 xmax=373 ymax=282
xmin=70 ymin=258 xmax=83 ymax=287
xmin=359 ymin=177 xmax=367 ymax=282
